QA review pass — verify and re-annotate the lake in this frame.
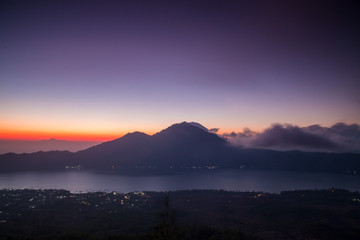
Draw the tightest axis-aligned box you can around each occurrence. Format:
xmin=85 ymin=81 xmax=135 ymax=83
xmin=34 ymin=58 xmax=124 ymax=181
xmin=0 ymin=170 xmax=359 ymax=193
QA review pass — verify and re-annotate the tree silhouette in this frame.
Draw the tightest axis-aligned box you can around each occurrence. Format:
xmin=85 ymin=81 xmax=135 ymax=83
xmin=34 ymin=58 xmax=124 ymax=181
xmin=153 ymin=194 xmax=180 ymax=240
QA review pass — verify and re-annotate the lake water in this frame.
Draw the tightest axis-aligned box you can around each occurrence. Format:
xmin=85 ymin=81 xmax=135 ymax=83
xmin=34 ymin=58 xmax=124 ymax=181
xmin=0 ymin=170 xmax=359 ymax=193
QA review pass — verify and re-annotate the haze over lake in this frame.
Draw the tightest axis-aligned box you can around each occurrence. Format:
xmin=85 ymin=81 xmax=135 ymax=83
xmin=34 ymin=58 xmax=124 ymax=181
xmin=1 ymin=170 xmax=359 ymax=193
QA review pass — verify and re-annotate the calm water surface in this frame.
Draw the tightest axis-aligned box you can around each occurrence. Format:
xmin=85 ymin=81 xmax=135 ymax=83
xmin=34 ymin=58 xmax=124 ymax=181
xmin=0 ymin=170 xmax=359 ymax=193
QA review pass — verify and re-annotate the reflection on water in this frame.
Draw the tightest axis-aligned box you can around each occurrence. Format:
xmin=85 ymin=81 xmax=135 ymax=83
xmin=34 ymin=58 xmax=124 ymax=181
xmin=0 ymin=170 xmax=359 ymax=193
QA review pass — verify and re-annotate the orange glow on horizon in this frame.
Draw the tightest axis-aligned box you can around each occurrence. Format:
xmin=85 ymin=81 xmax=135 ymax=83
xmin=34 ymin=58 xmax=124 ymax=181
xmin=0 ymin=129 xmax=128 ymax=142
xmin=0 ymin=125 xmax=262 ymax=142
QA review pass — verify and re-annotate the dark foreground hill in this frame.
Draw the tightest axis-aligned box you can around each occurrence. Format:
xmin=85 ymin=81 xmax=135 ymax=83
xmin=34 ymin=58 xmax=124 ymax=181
xmin=1 ymin=189 xmax=360 ymax=240
xmin=0 ymin=122 xmax=360 ymax=174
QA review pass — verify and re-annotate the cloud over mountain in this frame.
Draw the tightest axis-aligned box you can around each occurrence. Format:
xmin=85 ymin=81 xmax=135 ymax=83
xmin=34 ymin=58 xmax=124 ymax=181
xmin=223 ymin=123 xmax=360 ymax=153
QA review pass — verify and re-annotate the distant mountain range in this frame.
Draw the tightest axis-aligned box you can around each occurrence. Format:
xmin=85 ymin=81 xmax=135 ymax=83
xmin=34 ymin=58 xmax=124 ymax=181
xmin=0 ymin=139 xmax=101 ymax=154
xmin=1 ymin=122 xmax=360 ymax=174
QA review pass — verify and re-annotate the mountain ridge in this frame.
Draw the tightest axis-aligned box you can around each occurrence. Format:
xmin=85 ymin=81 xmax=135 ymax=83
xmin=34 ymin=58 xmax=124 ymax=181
xmin=76 ymin=122 xmax=231 ymax=169
xmin=0 ymin=122 xmax=360 ymax=174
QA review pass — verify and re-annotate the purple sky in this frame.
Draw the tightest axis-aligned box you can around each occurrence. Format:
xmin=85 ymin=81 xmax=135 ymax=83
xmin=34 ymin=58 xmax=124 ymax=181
xmin=1 ymin=0 xmax=359 ymax=140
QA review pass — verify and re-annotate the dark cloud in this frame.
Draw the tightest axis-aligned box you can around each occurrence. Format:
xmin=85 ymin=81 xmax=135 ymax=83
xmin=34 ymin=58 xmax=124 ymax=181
xmin=209 ymin=128 xmax=219 ymax=133
xmin=304 ymin=123 xmax=360 ymax=138
xmin=328 ymin=123 xmax=360 ymax=139
xmin=303 ymin=123 xmax=360 ymax=152
xmin=223 ymin=123 xmax=360 ymax=153
xmin=222 ymin=132 xmax=237 ymax=138
xmin=251 ymin=124 xmax=337 ymax=149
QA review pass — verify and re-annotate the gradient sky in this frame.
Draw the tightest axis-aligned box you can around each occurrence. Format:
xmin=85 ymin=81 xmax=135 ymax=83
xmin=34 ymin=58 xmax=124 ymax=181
xmin=1 ymin=0 xmax=359 ymax=141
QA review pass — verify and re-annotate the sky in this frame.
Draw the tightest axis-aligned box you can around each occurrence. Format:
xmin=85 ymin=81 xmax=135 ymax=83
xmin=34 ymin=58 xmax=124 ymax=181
xmin=1 ymin=0 xmax=360 ymax=145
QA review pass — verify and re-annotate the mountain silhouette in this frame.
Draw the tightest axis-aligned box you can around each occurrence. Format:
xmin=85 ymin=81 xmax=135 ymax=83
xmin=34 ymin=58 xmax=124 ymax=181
xmin=0 ymin=122 xmax=360 ymax=173
xmin=76 ymin=122 xmax=235 ymax=170
xmin=76 ymin=131 xmax=152 ymax=169
xmin=144 ymin=122 xmax=234 ymax=168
